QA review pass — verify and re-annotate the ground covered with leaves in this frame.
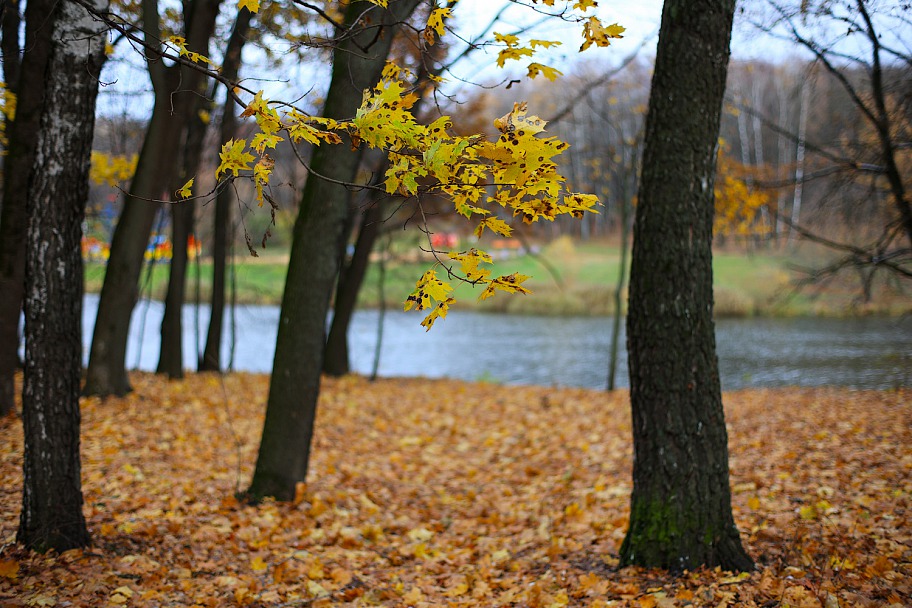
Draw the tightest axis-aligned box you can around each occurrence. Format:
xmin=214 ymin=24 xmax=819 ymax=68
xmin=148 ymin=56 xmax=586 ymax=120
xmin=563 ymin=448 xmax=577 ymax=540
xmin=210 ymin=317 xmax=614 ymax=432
xmin=1 ymin=374 xmax=909 ymax=607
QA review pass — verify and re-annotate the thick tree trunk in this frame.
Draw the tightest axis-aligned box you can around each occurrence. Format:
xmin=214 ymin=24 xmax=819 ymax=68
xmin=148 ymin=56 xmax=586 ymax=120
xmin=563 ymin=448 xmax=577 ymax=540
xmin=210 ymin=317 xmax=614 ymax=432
xmin=19 ymin=0 xmax=107 ymax=552
xmin=621 ymin=0 xmax=753 ymax=572
xmin=246 ymin=0 xmax=422 ymax=501
xmin=84 ymin=0 xmax=222 ymax=396
xmin=0 ymin=0 xmax=54 ymax=417
xmin=200 ymin=8 xmax=252 ymax=372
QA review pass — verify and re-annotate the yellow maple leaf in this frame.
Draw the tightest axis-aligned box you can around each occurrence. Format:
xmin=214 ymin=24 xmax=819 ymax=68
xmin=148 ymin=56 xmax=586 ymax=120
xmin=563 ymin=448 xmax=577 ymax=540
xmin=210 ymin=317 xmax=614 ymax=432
xmin=580 ymin=17 xmax=625 ymax=51
xmin=0 ymin=559 xmax=18 ymax=580
xmin=474 ymin=216 xmax=513 ymax=238
xmin=250 ymin=132 xmax=282 ymax=153
xmin=479 ymin=273 xmax=531 ymax=300
xmin=250 ymin=556 xmax=268 ymax=571
xmin=496 ymin=46 xmax=534 ymax=68
xmin=449 ymin=248 xmax=493 ymax=282
xmin=238 ymin=0 xmax=259 ymax=13
xmin=176 ymin=178 xmax=194 ymax=200
xmin=216 ymin=138 xmax=254 ymax=179
xmin=424 ymin=7 xmax=451 ymax=45
xmin=494 ymin=32 xmax=519 ymax=46
xmin=573 ymin=0 xmax=597 ymax=10
xmin=526 ymin=62 xmax=563 ymax=81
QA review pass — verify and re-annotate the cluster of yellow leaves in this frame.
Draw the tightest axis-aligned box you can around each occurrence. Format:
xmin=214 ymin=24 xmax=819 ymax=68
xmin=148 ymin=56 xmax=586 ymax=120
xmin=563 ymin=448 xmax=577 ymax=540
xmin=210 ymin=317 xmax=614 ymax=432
xmin=492 ymin=0 xmax=625 ymax=62
xmin=715 ymin=146 xmax=772 ymax=236
xmin=493 ymin=33 xmax=564 ymax=81
xmin=216 ymin=91 xmax=342 ymax=205
xmin=0 ymin=82 xmax=15 ymax=153
xmin=165 ymin=36 xmax=215 ymax=66
xmin=1 ymin=375 xmax=909 ymax=607
xmin=89 ymin=151 xmax=138 ymax=187
xmin=219 ymin=64 xmax=599 ymax=327
xmin=377 ymin=95 xmax=598 ymax=327
xmin=214 ymin=0 xmax=611 ymax=327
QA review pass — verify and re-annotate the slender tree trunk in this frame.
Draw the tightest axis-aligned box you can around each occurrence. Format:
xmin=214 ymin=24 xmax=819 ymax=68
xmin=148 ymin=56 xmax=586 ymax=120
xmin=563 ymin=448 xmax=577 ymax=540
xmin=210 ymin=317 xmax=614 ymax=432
xmin=200 ymin=176 xmax=232 ymax=371
xmin=246 ymin=0 xmax=422 ymax=502
xmin=158 ymin=104 xmax=210 ymax=378
xmin=200 ymin=8 xmax=252 ymax=372
xmin=607 ymin=146 xmax=632 ymax=391
xmin=19 ymin=0 xmax=107 ymax=552
xmin=84 ymin=0 xmax=222 ymax=396
xmin=788 ymin=71 xmax=811 ymax=247
xmin=323 ymin=55 xmax=445 ymax=376
xmin=621 ymin=0 xmax=753 ymax=572
xmin=751 ymin=77 xmax=772 ymax=237
xmin=324 ymin=191 xmax=384 ymax=376
xmin=370 ymin=236 xmax=388 ymax=382
xmin=0 ymin=0 xmax=54 ymax=417
xmin=775 ymin=72 xmax=792 ymax=243
xmin=157 ymin=202 xmax=194 ymax=378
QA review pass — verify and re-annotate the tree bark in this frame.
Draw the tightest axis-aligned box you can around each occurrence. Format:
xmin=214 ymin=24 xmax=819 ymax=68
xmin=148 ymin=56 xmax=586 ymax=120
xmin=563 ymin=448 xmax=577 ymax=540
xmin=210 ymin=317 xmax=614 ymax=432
xmin=200 ymin=8 xmax=253 ymax=372
xmin=246 ymin=0 xmax=422 ymax=501
xmin=18 ymin=0 xmax=107 ymax=552
xmin=0 ymin=0 xmax=54 ymax=417
xmin=621 ymin=0 xmax=753 ymax=572
xmin=84 ymin=0 xmax=222 ymax=396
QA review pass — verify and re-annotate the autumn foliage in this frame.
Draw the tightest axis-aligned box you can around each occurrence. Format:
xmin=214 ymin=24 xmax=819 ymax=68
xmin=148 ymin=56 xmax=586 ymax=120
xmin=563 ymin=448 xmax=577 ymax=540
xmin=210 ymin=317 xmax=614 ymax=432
xmin=0 ymin=374 xmax=908 ymax=606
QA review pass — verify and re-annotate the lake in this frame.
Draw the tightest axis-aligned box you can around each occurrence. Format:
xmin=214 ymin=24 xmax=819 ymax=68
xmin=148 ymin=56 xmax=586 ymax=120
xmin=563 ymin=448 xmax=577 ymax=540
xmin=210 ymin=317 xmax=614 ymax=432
xmin=83 ymin=294 xmax=912 ymax=390
xmin=82 ymin=295 xmax=911 ymax=390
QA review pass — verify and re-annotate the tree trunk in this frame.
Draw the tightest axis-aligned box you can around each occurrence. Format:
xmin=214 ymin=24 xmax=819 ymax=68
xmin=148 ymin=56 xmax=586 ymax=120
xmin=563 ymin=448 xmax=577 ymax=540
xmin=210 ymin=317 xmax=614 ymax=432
xmin=323 ymin=57 xmax=443 ymax=377
xmin=157 ymin=201 xmax=194 ymax=378
xmin=0 ymin=0 xmax=54 ymax=417
xmin=788 ymin=71 xmax=811 ymax=247
xmin=246 ymin=0 xmax=422 ymax=502
xmin=607 ymin=144 xmax=633 ymax=391
xmin=201 ymin=8 xmax=253 ymax=372
xmin=157 ymin=104 xmax=210 ymax=378
xmin=324 ymin=191 xmax=384 ymax=376
xmin=621 ymin=0 xmax=753 ymax=572
xmin=84 ymin=0 xmax=222 ymax=396
xmin=19 ymin=0 xmax=107 ymax=552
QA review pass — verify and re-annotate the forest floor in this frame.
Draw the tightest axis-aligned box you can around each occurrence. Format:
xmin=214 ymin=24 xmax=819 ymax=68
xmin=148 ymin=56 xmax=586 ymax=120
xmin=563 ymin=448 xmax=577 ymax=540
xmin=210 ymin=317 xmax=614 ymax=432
xmin=1 ymin=374 xmax=909 ymax=607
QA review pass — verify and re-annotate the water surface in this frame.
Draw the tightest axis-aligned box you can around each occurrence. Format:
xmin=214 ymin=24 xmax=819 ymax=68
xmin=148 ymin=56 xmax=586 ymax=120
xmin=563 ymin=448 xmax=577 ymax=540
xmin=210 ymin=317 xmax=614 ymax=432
xmin=82 ymin=295 xmax=910 ymax=390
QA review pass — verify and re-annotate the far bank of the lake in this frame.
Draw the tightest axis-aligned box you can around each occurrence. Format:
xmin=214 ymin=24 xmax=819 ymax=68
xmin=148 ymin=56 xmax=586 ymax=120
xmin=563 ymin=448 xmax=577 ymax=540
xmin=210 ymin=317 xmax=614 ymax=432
xmin=84 ymin=241 xmax=911 ymax=317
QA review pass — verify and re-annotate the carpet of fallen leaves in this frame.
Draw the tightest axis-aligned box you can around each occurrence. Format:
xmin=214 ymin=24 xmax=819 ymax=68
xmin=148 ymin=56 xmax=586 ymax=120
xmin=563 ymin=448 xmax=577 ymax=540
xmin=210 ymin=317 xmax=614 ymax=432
xmin=0 ymin=373 xmax=909 ymax=607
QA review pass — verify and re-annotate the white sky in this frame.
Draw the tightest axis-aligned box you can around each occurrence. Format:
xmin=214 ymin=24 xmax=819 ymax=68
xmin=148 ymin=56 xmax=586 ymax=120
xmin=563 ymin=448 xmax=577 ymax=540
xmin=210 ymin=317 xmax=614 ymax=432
xmin=96 ymin=0 xmax=909 ymax=118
